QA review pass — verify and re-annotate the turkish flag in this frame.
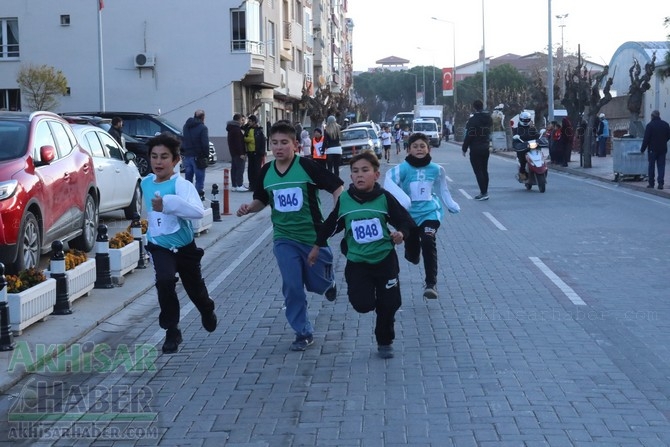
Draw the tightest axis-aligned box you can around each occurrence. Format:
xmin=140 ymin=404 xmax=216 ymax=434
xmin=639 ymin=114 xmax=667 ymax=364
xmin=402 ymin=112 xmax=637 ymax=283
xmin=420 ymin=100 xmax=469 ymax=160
xmin=442 ymin=68 xmax=453 ymax=97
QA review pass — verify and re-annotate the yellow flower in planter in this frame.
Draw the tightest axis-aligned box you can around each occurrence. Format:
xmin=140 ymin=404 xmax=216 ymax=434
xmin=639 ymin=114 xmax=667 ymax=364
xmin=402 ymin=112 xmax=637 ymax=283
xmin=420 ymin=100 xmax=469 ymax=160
xmin=109 ymin=231 xmax=135 ymax=249
xmin=126 ymin=219 xmax=148 ymax=235
xmin=6 ymin=268 xmax=47 ymax=293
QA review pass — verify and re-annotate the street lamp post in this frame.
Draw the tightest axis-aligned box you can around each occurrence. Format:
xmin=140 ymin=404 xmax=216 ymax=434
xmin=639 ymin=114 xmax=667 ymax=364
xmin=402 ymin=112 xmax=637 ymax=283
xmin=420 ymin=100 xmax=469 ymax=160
xmin=481 ymin=0 xmax=487 ymax=110
xmin=430 ymin=17 xmax=457 ymax=108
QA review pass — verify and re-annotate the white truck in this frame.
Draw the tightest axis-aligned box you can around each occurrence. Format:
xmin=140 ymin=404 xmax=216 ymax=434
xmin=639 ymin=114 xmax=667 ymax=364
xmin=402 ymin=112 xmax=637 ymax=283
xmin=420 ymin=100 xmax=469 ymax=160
xmin=412 ymin=118 xmax=441 ymax=147
xmin=413 ymin=105 xmax=444 ymax=144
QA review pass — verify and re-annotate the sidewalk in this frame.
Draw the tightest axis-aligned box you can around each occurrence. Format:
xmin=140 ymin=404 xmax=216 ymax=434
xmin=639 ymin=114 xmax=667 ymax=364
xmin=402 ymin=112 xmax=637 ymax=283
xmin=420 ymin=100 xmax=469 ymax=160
xmin=0 ymin=163 xmax=257 ymax=393
xmin=491 ymin=146 xmax=670 ymax=199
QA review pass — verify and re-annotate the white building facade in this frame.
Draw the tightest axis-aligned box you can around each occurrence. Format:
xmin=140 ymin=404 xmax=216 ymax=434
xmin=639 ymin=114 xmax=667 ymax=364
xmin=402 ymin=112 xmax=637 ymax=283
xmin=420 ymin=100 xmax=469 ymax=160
xmin=0 ymin=0 xmax=352 ymax=159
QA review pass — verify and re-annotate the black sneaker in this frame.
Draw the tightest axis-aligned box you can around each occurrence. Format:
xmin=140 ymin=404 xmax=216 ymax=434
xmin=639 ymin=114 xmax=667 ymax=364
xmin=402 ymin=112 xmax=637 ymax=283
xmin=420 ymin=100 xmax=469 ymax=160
xmin=201 ymin=310 xmax=217 ymax=332
xmin=162 ymin=328 xmax=183 ymax=354
xmin=658 ymin=185 xmax=664 ymax=190
xmin=423 ymin=286 xmax=438 ymax=299
xmin=325 ymin=284 xmax=337 ymax=302
xmin=474 ymin=193 xmax=489 ymax=201
xmin=289 ymin=335 xmax=314 ymax=351
xmin=377 ymin=345 xmax=394 ymax=359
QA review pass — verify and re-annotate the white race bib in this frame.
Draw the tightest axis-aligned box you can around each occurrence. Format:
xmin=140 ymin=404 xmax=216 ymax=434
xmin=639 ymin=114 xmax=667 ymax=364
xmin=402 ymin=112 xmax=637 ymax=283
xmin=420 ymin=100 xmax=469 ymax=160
xmin=351 ymin=218 xmax=383 ymax=244
xmin=409 ymin=181 xmax=433 ymax=201
xmin=148 ymin=212 xmax=181 ymax=236
xmin=273 ymin=187 xmax=303 ymax=212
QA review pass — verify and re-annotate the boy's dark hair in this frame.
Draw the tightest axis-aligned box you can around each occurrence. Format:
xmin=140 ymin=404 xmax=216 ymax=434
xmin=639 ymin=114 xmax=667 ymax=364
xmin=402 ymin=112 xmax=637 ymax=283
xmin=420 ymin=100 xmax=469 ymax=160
xmin=247 ymin=114 xmax=258 ymax=124
xmin=408 ymin=132 xmax=430 ymax=147
xmin=270 ymin=120 xmax=297 ymax=139
xmin=111 ymin=116 xmax=122 ymax=126
xmin=146 ymin=132 xmax=181 ymax=160
xmin=473 ymin=100 xmax=484 ymax=112
xmin=349 ymin=150 xmax=380 ymax=171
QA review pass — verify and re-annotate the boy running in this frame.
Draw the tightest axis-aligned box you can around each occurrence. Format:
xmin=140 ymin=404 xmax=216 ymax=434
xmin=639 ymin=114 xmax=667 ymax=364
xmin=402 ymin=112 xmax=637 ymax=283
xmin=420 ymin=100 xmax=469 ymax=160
xmin=308 ymin=151 xmax=418 ymax=359
xmin=237 ymin=121 xmax=344 ymax=351
xmin=380 ymin=125 xmax=393 ymax=162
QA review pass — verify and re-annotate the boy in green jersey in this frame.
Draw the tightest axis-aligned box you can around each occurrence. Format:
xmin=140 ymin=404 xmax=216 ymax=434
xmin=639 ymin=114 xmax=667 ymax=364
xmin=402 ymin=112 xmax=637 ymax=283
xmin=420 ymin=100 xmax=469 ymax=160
xmin=237 ymin=121 xmax=344 ymax=351
xmin=308 ymin=151 xmax=418 ymax=359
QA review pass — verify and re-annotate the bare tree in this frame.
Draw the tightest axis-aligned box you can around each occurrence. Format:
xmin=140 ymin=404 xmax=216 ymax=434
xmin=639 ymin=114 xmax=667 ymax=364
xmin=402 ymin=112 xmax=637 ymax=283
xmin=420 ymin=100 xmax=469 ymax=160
xmin=581 ymin=66 xmax=614 ymax=168
xmin=626 ymin=53 xmax=656 ymax=137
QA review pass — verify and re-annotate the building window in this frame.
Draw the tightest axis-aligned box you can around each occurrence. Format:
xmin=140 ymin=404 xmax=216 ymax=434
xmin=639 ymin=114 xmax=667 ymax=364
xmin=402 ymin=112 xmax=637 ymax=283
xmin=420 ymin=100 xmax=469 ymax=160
xmin=0 ymin=18 xmax=19 ymax=58
xmin=267 ymin=21 xmax=276 ymax=58
xmin=60 ymin=15 xmax=70 ymax=26
xmin=0 ymin=89 xmax=21 ymax=111
xmin=231 ymin=9 xmax=247 ymax=51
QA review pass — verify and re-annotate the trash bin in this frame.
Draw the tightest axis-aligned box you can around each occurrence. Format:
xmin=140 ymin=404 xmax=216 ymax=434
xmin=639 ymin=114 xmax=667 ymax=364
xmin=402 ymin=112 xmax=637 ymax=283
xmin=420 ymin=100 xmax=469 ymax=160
xmin=612 ymin=137 xmax=647 ymax=182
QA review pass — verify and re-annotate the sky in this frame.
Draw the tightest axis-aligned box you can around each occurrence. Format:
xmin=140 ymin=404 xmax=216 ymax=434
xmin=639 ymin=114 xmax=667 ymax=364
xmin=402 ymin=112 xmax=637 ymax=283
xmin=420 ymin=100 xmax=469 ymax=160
xmin=347 ymin=0 xmax=669 ymax=72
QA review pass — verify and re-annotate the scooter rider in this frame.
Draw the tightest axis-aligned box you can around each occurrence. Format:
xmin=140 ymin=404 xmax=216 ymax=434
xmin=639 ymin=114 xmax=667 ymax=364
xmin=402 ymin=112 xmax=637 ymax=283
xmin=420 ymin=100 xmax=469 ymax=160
xmin=513 ymin=111 xmax=541 ymax=180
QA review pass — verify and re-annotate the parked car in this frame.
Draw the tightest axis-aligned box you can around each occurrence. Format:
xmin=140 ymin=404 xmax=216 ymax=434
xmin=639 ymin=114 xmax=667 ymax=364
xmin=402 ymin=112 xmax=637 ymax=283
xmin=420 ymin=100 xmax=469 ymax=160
xmin=347 ymin=121 xmax=381 ymax=136
xmin=340 ymin=127 xmax=378 ymax=162
xmin=366 ymin=128 xmax=383 ymax=158
xmin=61 ymin=111 xmax=217 ymax=165
xmin=70 ymin=124 xmax=142 ymax=219
xmin=61 ymin=115 xmax=151 ymax=176
xmin=0 ymin=111 xmax=98 ymax=272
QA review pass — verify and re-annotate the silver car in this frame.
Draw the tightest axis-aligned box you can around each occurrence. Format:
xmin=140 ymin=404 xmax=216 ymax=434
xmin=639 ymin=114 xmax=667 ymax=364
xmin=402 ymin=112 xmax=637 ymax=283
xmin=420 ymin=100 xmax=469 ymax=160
xmin=340 ymin=128 xmax=378 ymax=162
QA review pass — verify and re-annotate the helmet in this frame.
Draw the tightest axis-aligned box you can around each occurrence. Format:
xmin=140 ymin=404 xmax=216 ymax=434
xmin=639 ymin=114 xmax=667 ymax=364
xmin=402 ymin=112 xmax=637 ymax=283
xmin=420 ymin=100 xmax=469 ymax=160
xmin=599 ymin=113 xmax=605 ymax=119
xmin=519 ymin=111 xmax=532 ymax=126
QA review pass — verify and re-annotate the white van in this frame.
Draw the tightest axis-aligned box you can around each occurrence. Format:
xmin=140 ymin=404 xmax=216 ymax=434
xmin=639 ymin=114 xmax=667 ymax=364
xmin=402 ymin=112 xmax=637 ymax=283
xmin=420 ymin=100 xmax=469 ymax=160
xmin=412 ymin=118 xmax=440 ymax=147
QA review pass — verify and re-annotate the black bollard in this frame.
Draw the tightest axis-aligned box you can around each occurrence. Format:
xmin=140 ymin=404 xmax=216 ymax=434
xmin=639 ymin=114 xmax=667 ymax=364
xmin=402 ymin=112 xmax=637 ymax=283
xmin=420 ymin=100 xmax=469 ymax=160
xmin=211 ymin=183 xmax=222 ymax=222
xmin=0 ymin=263 xmax=16 ymax=351
xmin=51 ymin=240 xmax=72 ymax=315
xmin=130 ymin=213 xmax=148 ymax=269
xmin=94 ymin=224 xmax=114 ymax=289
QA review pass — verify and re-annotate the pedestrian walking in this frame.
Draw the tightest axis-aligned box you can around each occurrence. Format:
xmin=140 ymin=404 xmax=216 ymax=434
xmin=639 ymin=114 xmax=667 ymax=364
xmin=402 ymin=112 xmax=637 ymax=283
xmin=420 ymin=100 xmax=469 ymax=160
xmin=394 ymin=123 xmax=402 ymax=154
xmin=640 ymin=110 xmax=670 ymax=190
xmin=384 ymin=132 xmax=460 ymax=299
xmin=323 ymin=116 xmax=343 ymax=176
xmin=243 ymin=115 xmax=266 ymax=192
xmin=226 ymin=113 xmax=248 ymax=192
xmin=141 ymin=132 xmax=217 ymax=354
xmin=561 ymin=117 xmax=574 ymax=167
xmin=236 ymin=121 xmax=344 ymax=351
xmin=182 ymin=109 xmax=210 ymax=200
xmin=380 ymin=125 xmax=393 ymax=162
xmin=462 ymin=100 xmax=493 ymax=200
xmin=308 ymin=151 xmax=418 ymax=359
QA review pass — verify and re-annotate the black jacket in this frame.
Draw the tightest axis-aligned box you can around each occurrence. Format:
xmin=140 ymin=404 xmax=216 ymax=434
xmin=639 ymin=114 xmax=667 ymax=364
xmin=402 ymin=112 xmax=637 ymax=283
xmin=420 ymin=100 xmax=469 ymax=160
xmin=462 ymin=112 xmax=493 ymax=152
xmin=108 ymin=126 xmax=123 ymax=146
xmin=641 ymin=116 xmax=670 ymax=155
xmin=181 ymin=117 xmax=209 ymax=157
xmin=226 ymin=120 xmax=246 ymax=157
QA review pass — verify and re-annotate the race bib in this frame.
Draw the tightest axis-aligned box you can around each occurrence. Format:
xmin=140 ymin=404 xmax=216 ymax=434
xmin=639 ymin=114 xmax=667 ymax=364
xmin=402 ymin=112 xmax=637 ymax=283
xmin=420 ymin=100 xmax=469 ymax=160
xmin=273 ymin=187 xmax=303 ymax=212
xmin=351 ymin=218 xmax=383 ymax=244
xmin=409 ymin=181 xmax=432 ymax=201
xmin=148 ymin=212 xmax=181 ymax=236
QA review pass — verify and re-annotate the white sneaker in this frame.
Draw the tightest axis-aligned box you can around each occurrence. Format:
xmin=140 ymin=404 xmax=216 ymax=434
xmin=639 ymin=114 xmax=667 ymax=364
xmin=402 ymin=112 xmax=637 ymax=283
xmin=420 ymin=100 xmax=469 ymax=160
xmin=236 ymin=186 xmax=249 ymax=192
xmin=231 ymin=186 xmax=238 ymax=192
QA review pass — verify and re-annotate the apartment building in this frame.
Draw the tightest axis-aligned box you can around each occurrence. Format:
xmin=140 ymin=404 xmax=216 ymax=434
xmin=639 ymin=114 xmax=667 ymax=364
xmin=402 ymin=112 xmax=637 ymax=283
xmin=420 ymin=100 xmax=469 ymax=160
xmin=0 ymin=0 xmax=353 ymax=159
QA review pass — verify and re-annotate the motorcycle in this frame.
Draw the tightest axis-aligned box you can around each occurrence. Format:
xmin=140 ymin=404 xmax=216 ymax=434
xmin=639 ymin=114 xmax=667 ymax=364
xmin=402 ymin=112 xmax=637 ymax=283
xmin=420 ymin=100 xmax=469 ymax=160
xmin=512 ymin=133 xmax=548 ymax=193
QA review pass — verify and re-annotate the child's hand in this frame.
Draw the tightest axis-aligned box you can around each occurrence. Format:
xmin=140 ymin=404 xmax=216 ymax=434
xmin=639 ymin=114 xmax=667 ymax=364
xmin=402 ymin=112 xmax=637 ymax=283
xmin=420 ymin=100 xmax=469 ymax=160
xmin=236 ymin=204 xmax=250 ymax=217
xmin=151 ymin=191 xmax=163 ymax=212
xmin=307 ymin=246 xmax=320 ymax=266
xmin=390 ymin=231 xmax=404 ymax=245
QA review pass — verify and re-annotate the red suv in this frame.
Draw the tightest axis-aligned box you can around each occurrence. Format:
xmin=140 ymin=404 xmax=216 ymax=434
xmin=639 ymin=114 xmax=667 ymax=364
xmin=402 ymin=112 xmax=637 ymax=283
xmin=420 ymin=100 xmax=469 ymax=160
xmin=0 ymin=111 xmax=98 ymax=272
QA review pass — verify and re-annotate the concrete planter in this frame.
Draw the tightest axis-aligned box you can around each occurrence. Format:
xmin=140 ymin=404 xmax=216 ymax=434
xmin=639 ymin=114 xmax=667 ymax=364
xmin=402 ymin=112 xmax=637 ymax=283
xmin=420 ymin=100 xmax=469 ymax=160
xmin=191 ymin=207 xmax=213 ymax=236
xmin=65 ymin=258 xmax=96 ymax=303
xmin=109 ymin=241 xmax=140 ymax=278
xmin=8 ymin=278 xmax=57 ymax=335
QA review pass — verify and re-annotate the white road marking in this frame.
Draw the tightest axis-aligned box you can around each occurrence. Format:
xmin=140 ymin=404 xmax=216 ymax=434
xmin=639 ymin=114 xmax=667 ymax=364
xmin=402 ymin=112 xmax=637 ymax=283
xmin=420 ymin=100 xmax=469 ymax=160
xmin=483 ymin=212 xmax=507 ymax=231
xmin=530 ymin=256 xmax=586 ymax=306
xmin=446 ymin=175 xmax=453 ymax=182
xmin=459 ymin=188 xmax=472 ymax=199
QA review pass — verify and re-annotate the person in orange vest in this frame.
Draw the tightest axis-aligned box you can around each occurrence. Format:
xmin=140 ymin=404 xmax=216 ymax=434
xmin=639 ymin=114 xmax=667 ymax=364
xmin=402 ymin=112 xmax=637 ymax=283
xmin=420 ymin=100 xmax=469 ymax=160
xmin=312 ymin=128 xmax=327 ymax=170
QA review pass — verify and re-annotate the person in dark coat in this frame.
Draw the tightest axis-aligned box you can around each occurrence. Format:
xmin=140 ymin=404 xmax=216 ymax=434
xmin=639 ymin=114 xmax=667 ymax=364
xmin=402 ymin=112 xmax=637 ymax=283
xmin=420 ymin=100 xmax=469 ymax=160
xmin=181 ymin=109 xmax=210 ymax=200
xmin=640 ymin=110 xmax=670 ymax=189
xmin=560 ymin=117 xmax=574 ymax=167
xmin=226 ymin=113 xmax=247 ymax=191
xmin=109 ymin=116 xmax=124 ymax=147
xmin=462 ymin=100 xmax=493 ymax=201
